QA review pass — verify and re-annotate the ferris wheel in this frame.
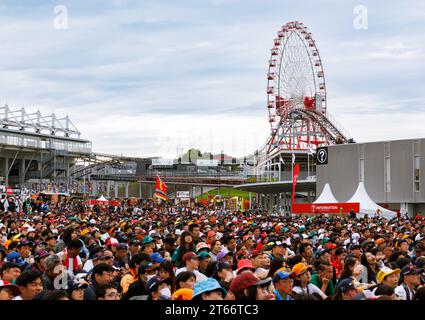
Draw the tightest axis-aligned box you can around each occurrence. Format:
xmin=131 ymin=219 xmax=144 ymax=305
xmin=265 ymin=21 xmax=347 ymax=156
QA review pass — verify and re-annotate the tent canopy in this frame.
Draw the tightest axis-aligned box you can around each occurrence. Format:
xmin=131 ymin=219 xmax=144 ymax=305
xmin=347 ymin=182 xmax=396 ymax=219
xmin=97 ymin=195 xmax=108 ymax=202
xmin=313 ymin=183 xmax=338 ymax=203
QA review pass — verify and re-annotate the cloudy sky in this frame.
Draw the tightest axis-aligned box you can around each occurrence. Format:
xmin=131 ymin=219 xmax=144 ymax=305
xmin=0 ymin=0 xmax=424 ymax=158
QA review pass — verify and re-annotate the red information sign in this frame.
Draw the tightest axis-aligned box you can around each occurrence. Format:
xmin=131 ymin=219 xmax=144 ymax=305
xmin=292 ymin=202 xmax=360 ymax=214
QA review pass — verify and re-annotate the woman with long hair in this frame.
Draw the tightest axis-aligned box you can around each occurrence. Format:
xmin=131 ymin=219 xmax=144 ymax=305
xmin=158 ymin=260 xmax=176 ymax=293
xmin=339 ymin=256 xmax=373 ymax=291
xmin=172 ymin=231 xmax=195 ymax=268
xmin=360 ymin=252 xmax=378 ymax=285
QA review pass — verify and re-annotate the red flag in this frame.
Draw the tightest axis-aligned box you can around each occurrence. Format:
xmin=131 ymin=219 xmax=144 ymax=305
xmin=154 ymin=176 xmax=169 ymax=201
xmin=292 ymin=163 xmax=300 ymax=204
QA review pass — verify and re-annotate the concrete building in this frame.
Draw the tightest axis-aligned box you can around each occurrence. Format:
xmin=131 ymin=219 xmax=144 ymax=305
xmin=317 ymin=138 xmax=425 ymax=215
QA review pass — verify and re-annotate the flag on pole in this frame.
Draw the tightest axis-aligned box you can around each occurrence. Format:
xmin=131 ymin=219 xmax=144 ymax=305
xmin=153 ymin=175 xmax=170 ymax=201
xmin=291 ymin=163 xmax=300 ymax=205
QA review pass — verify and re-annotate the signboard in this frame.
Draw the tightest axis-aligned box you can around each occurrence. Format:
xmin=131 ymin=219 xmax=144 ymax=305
xmin=292 ymin=202 xmax=360 ymax=214
xmin=6 ymin=186 xmax=13 ymax=195
xmin=176 ymin=191 xmax=190 ymax=199
xmin=196 ymin=159 xmax=219 ymax=167
xmin=152 ymin=159 xmax=174 ymax=166
xmin=316 ymin=147 xmax=328 ymax=165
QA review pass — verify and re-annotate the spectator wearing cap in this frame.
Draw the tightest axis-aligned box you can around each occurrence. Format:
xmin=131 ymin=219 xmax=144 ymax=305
xmin=67 ymin=277 xmax=89 ymax=300
xmin=146 ymin=276 xmax=173 ymax=300
xmin=372 ymin=266 xmax=401 ymax=296
xmin=172 ymin=231 xmax=195 ymax=268
xmin=0 ymin=279 xmax=21 ymax=300
xmin=236 ymin=249 xmax=249 ymax=261
xmin=192 ymin=278 xmax=226 ymax=301
xmin=14 ymin=270 xmax=43 ymax=300
xmin=175 ymin=252 xmax=207 ymax=283
xmin=375 ymin=238 xmax=386 ymax=251
xmin=128 ymin=239 xmax=141 ymax=259
xmin=26 ymin=249 xmax=50 ymax=274
xmin=268 ymin=240 xmax=291 ymax=261
xmin=207 ymin=261 xmax=233 ymax=290
xmin=206 ymin=230 xmax=217 ymax=244
xmin=229 ymin=272 xmax=274 ymax=300
xmin=315 ymin=248 xmax=331 ymax=265
xmin=395 ymin=265 xmax=422 ymax=300
xmin=196 ymin=242 xmax=211 ymax=255
xmin=292 ymin=263 xmax=326 ymax=299
xmin=332 ymin=278 xmax=357 ymax=300
xmin=113 ymin=243 xmax=129 ymax=269
xmin=413 ymin=244 xmax=425 ymax=261
xmin=0 ymin=262 xmax=21 ymax=284
xmin=45 ymin=235 xmax=57 ymax=254
xmin=208 ymin=240 xmax=222 ymax=262
xmin=272 ymin=269 xmax=295 ymax=300
xmin=16 ymin=241 xmax=32 ymax=268
xmin=198 ymin=251 xmax=211 ymax=275
xmin=216 ymin=251 xmax=234 ymax=267
xmin=242 ymin=235 xmax=255 ymax=253
xmin=84 ymin=263 xmax=115 ymax=300
xmin=236 ymin=259 xmax=255 ymax=276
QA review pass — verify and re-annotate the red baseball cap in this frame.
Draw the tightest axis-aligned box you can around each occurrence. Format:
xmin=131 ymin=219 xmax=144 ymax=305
xmin=229 ymin=272 xmax=271 ymax=294
xmin=182 ymin=252 xmax=198 ymax=265
xmin=236 ymin=259 xmax=255 ymax=274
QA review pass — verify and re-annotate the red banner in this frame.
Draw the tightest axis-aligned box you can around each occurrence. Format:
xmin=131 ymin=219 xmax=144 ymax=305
xmin=292 ymin=163 xmax=300 ymax=204
xmin=292 ymin=202 xmax=360 ymax=214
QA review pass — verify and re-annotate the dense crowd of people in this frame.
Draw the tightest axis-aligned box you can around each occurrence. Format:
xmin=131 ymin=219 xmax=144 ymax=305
xmin=1 ymin=193 xmax=425 ymax=301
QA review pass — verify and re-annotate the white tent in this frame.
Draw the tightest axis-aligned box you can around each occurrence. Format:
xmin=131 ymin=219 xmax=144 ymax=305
xmin=347 ymin=182 xmax=396 ymax=219
xmin=313 ymin=183 xmax=338 ymax=203
xmin=97 ymin=195 xmax=108 ymax=202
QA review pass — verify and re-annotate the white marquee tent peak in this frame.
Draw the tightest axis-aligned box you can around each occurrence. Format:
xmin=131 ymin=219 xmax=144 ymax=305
xmin=97 ymin=195 xmax=108 ymax=202
xmin=347 ymin=182 xmax=396 ymax=219
xmin=313 ymin=183 xmax=338 ymax=203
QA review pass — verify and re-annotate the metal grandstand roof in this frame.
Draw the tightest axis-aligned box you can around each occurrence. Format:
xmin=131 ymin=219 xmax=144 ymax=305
xmin=0 ymin=104 xmax=81 ymax=139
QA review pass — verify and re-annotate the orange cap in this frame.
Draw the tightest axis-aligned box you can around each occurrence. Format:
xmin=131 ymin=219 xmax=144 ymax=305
xmin=172 ymin=288 xmax=193 ymax=300
xmin=375 ymin=238 xmax=385 ymax=245
xmin=292 ymin=263 xmax=312 ymax=277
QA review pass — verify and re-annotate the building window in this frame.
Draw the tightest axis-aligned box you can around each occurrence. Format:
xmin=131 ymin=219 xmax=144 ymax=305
xmin=360 ymin=159 xmax=364 ymax=182
xmin=415 ymin=155 xmax=420 ymax=191
xmin=385 ymin=157 xmax=390 ymax=192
